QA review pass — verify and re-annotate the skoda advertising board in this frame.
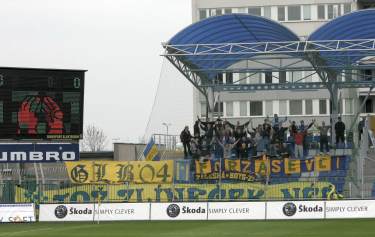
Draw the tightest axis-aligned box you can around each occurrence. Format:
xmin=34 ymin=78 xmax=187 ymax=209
xmin=267 ymin=201 xmax=325 ymax=220
xmin=0 ymin=143 xmax=79 ymax=163
xmin=325 ymin=200 xmax=375 ymax=219
xmin=39 ymin=203 xmax=150 ymax=221
xmin=151 ymin=203 xmax=207 ymax=220
xmin=208 ymin=202 xmax=266 ymax=220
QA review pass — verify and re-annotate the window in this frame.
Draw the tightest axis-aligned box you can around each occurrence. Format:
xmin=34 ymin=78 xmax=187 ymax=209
xmin=328 ymin=4 xmax=340 ymax=19
xmin=278 ymin=6 xmax=285 ymax=21
xmin=365 ymin=99 xmax=373 ymax=113
xmin=344 ymin=70 xmax=352 ymax=82
xmin=201 ymin=103 xmax=207 ymax=117
xmin=248 ymin=7 xmax=261 ymax=16
xmin=240 ymin=101 xmax=248 ymax=116
xmin=216 ymin=9 xmax=223 ymax=16
xmin=288 ymin=5 xmax=301 ymax=21
xmin=265 ymin=101 xmax=273 ymax=116
xmin=226 ymin=73 xmax=233 ymax=84
xmin=319 ymin=99 xmax=327 ymax=114
xmin=265 ymin=72 xmax=272 ymax=84
xmin=214 ymin=102 xmax=224 ymax=117
xmin=303 ymin=5 xmax=311 ymax=20
xmin=249 ymin=73 xmax=261 ymax=84
xmin=364 ymin=70 xmax=372 ymax=81
xmin=305 ymin=99 xmax=313 ymax=115
xmin=343 ymin=4 xmax=351 ymax=14
xmin=237 ymin=8 xmax=247 ymax=13
xmin=264 ymin=6 xmax=271 ymax=18
xmin=215 ymin=73 xmax=223 ymax=84
xmin=345 ymin=99 xmax=353 ymax=114
xmin=210 ymin=9 xmax=217 ymax=17
xmin=328 ymin=5 xmax=334 ymax=19
xmin=199 ymin=9 xmax=207 ymax=20
xmin=279 ymin=71 xmax=286 ymax=83
xmin=304 ymin=72 xmax=313 ymax=82
xmin=289 ymin=100 xmax=303 ymax=115
xmin=289 ymin=71 xmax=302 ymax=82
xmin=318 ymin=5 xmax=325 ymax=20
xmin=226 ymin=102 xmax=233 ymax=117
xmin=250 ymin=101 xmax=263 ymax=116
xmin=279 ymin=100 xmax=287 ymax=116
xmin=239 ymin=73 xmax=247 ymax=84
xmin=224 ymin=8 xmax=232 ymax=14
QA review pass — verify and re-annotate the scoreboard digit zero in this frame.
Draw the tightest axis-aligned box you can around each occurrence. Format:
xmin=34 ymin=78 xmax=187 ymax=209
xmin=0 ymin=67 xmax=85 ymax=140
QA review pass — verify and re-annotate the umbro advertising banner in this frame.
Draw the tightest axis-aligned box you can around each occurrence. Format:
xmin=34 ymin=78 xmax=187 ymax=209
xmin=39 ymin=203 xmax=150 ymax=221
xmin=0 ymin=203 xmax=35 ymax=223
xmin=0 ymin=143 xmax=79 ymax=163
xmin=151 ymin=202 xmax=207 ymax=220
xmin=208 ymin=202 xmax=266 ymax=220
xmin=266 ymin=201 xmax=325 ymax=220
xmin=325 ymin=200 xmax=375 ymax=219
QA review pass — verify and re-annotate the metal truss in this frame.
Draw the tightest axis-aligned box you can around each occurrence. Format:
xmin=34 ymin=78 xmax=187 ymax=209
xmin=164 ymin=55 xmax=209 ymax=102
xmin=209 ymin=81 xmax=375 ymax=93
xmin=163 ymin=39 xmax=375 ymax=56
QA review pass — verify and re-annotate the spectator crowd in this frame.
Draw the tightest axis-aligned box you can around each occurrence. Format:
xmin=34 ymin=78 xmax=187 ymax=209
xmin=180 ymin=114 xmax=351 ymax=161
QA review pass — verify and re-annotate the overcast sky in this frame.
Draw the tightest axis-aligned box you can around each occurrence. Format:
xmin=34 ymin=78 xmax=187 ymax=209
xmin=0 ymin=0 xmax=192 ymax=146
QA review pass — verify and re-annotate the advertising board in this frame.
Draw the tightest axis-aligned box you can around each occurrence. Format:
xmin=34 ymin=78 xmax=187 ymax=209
xmin=0 ymin=143 xmax=79 ymax=163
xmin=0 ymin=203 xmax=35 ymax=223
xmin=39 ymin=203 xmax=149 ymax=221
xmin=266 ymin=201 xmax=325 ymax=220
xmin=151 ymin=202 xmax=207 ymax=220
xmin=208 ymin=202 xmax=265 ymax=220
xmin=325 ymin=200 xmax=375 ymax=219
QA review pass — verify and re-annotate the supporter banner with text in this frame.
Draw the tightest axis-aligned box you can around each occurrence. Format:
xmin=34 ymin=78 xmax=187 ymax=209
xmin=16 ymin=182 xmax=337 ymax=203
xmin=195 ymin=155 xmax=347 ymax=181
xmin=65 ymin=160 xmax=174 ymax=184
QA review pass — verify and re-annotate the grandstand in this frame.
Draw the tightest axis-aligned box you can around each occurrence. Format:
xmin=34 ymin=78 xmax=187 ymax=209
xmin=1 ymin=7 xmax=375 ymax=230
xmin=1 ymin=10 xmax=375 ymax=204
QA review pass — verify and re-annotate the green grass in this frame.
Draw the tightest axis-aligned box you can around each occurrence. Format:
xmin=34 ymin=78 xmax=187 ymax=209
xmin=0 ymin=219 xmax=374 ymax=237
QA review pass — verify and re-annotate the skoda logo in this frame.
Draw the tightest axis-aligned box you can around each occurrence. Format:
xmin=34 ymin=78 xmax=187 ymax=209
xmin=283 ymin=203 xmax=297 ymax=217
xmin=55 ymin=205 xmax=68 ymax=219
xmin=166 ymin=204 xmax=180 ymax=218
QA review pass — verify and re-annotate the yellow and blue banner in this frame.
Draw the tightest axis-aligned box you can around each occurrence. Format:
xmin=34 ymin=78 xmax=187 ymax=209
xmin=15 ymin=182 xmax=341 ymax=203
xmin=65 ymin=160 xmax=174 ymax=184
xmin=143 ymin=138 xmax=160 ymax=161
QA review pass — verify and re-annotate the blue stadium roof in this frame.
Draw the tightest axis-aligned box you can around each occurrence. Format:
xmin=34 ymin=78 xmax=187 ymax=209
xmin=166 ymin=10 xmax=375 ymax=80
xmin=309 ymin=9 xmax=375 ymax=41
xmin=168 ymin=14 xmax=300 ymax=79
xmin=308 ymin=9 xmax=375 ymax=70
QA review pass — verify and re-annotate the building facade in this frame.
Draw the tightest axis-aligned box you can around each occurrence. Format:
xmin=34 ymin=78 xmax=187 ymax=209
xmin=191 ymin=0 xmax=375 ymax=127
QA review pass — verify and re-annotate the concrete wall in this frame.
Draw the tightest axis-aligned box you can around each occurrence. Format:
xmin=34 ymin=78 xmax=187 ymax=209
xmin=113 ymin=143 xmax=146 ymax=161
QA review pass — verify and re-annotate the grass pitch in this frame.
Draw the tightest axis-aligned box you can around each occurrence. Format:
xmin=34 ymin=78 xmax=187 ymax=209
xmin=0 ymin=219 xmax=374 ymax=237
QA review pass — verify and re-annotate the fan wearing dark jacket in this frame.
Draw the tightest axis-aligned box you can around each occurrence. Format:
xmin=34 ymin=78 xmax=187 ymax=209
xmin=180 ymin=126 xmax=192 ymax=158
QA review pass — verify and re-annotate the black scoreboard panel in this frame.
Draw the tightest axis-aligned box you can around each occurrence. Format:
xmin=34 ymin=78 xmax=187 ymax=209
xmin=0 ymin=67 xmax=85 ymax=140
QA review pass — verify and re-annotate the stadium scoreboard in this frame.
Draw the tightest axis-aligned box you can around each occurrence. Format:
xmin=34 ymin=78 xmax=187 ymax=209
xmin=0 ymin=67 xmax=85 ymax=140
